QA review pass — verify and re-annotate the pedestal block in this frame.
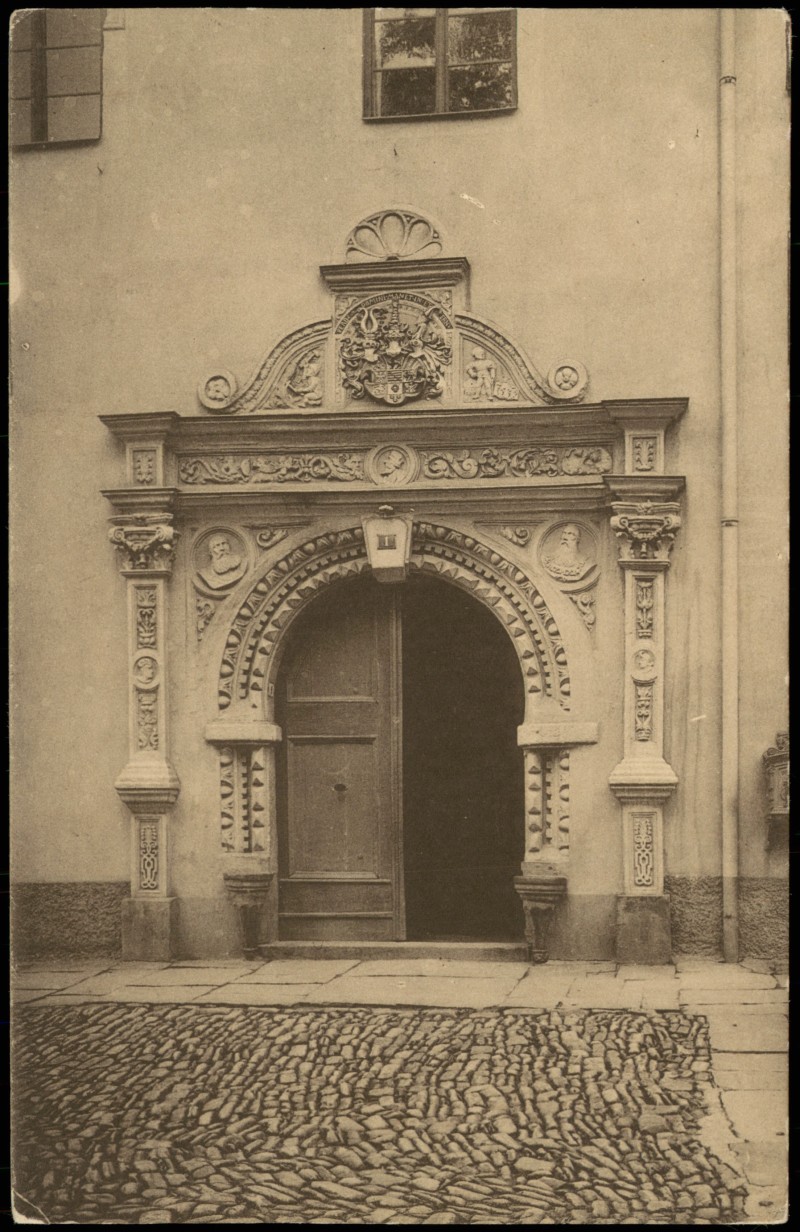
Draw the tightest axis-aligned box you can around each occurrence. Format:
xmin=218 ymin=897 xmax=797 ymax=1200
xmin=513 ymin=875 xmax=568 ymax=964
xmin=615 ymin=894 xmax=672 ymax=964
xmin=222 ymin=872 xmax=274 ymax=957
xmin=122 ymin=896 xmax=178 ymax=961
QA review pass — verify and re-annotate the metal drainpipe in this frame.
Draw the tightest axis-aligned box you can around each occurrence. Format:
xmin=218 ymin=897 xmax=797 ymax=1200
xmin=719 ymin=9 xmax=740 ymax=962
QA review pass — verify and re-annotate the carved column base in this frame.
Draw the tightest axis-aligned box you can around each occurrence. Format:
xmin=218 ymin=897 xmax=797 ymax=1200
xmin=121 ymin=896 xmax=178 ymax=961
xmin=513 ymin=876 xmax=567 ymax=964
xmin=615 ymin=894 xmax=672 ymax=964
xmin=223 ymin=872 xmax=274 ymax=958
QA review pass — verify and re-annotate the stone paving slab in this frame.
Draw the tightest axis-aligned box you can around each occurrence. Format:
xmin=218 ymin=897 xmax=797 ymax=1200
xmin=192 ymin=984 xmax=316 ymax=1005
xmin=90 ymin=986 xmax=220 ymax=1005
xmin=720 ymin=1089 xmax=788 ymax=1140
xmin=704 ymin=1012 xmax=788 ymax=1054
xmin=233 ymin=960 xmax=361 ymax=983
xmin=675 ymin=969 xmax=779 ymax=989
xmin=115 ymin=967 xmax=257 ymax=987
xmin=730 ymin=1139 xmax=787 ymax=1187
xmin=679 ymin=987 xmax=787 ymax=1005
xmin=617 ymin=964 xmax=677 ymax=980
xmin=13 ymin=970 xmax=109 ymax=990
xmin=560 ymin=982 xmax=644 ymax=1010
xmin=351 ymin=959 xmax=530 ymax=979
xmin=12 ymin=989 xmax=54 ymax=1004
xmin=12 ymin=1003 xmax=750 ymax=1226
xmin=302 ymin=975 xmax=523 ymax=1008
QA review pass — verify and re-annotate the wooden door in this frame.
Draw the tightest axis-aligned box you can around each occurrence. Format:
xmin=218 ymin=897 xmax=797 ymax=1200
xmin=277 ymin=578 xmax=403 ymax=940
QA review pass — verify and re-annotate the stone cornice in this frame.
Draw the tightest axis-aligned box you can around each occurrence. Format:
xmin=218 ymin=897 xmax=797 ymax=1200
xmin=100 ymin=412 xmax=181 ymax=440
xmin=320 ymin=257 xmax=471 ymax=295
xmin=102 ymin=487 xmax=178 ymax=516
xmin=602 ymin=399 xmax=688 ymax=431
xmin=98 ymin=399 xmax=685 ymax=450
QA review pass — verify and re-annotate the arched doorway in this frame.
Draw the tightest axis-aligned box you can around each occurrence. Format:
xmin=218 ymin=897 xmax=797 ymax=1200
xmin=275 ymin=572 xmax=524 ymax=942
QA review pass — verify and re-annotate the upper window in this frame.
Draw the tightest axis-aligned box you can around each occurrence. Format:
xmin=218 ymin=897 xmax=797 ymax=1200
xmin=364 ymin=8 xmax=517 ymax=120
xmin=10 ymin=9 xmax=105 ymax=148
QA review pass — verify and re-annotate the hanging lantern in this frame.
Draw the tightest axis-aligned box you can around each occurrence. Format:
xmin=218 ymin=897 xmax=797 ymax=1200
xmin=362 ymin=505 xmax=413 ymax=583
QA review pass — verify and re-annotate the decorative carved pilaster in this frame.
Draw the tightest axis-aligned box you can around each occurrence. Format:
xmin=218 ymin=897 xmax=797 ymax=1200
xmin=108 ymin=505 xmax=180 ymax=925
xmin=608 ymin=486 xmax=682 ymax=900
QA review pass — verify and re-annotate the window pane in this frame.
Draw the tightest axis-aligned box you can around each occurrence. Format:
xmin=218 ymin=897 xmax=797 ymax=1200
xmin=375 ymin=17 xmax=435 ymax=68
xmin=375 ymin=7 xmax=435 ymax=17
xmin=47 ymin=93 xmax=101 ymax=142
xmin=10 ymin=11 xmax=34 ymax=51
xmin=46 ymin=46 xmax=102 ymax=96
xmin=448 ymin=62 xmax=514 ymax=111
xmin=10 ymin=98 xmax=33 ymax=145
xmin=46 ymin=9 xmax=104 ymax=48
xmin=376 ymin=67 xmax=436 ymax=116
xmin=448 ymin=11 xmax=513 ymax=64
xmin=11 ymin=51 xmax=32 ymax=99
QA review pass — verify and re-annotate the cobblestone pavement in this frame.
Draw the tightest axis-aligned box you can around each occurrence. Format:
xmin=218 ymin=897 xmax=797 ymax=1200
xmin=13 ymin=1002 xmax=752 ymax=1225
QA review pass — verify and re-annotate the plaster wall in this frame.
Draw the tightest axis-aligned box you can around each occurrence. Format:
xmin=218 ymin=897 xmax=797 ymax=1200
xmin=10 ymin=9 xmax=788 ymax=957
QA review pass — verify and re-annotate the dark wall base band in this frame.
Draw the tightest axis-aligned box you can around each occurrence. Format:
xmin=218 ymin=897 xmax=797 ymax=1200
xmin=12 ymin=882 xmax=129 ymax=961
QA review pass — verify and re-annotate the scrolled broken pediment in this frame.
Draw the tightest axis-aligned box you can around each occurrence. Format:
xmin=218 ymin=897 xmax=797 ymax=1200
xmin=197 ymin=213 xmax=589 ymax=415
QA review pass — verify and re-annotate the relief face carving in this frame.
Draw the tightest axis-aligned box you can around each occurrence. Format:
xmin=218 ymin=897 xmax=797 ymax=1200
xmin=338 ymin=293 xmax=451 ymax=406
xmin=132 ymin=654 xmax=159 ymax=688
xmin=540 ymin=523 xmax=594 ymax=583
xmin=364 ymin=444 xmax=420 ymax=487
xmin=194 ymin=530 xmax=248 ymax=593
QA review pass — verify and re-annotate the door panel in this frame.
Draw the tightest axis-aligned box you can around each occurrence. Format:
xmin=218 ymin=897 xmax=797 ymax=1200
xmin=278 ymin=578 xmax=402 ymax=940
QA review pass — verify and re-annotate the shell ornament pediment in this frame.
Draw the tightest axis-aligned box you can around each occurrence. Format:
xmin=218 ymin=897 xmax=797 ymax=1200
xmin=198 ymin=209 xmax=588 ymax=415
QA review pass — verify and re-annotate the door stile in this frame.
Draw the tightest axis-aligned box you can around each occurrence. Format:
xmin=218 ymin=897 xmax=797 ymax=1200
xmin=389 ymin=586 xmax=406 ymax=939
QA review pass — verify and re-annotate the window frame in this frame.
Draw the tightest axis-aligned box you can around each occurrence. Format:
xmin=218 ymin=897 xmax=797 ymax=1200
xmin=363 ymin=7 xmax=517 ymax=122
xmin=10 ymin=8 xmax=105 ymax=150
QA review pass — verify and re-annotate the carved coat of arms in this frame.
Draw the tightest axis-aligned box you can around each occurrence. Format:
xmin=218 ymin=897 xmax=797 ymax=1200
xmin=339 ymin=294 xmax=451 ymax=407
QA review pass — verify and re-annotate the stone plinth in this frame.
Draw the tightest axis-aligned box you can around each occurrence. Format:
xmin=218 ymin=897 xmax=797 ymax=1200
xmin=513 ymin=875 xmax=567 ymax=964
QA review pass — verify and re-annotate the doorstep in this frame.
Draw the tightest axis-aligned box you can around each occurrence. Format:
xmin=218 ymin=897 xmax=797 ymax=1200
xmin=260 ymin=940 xmax=529 ymax=962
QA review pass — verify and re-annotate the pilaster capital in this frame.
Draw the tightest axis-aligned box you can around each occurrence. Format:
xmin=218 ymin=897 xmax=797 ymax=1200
xmin=609 ymin=500 xmax=682 ymax=563
xmin=109 ymin=512 xmax=179 ymax=576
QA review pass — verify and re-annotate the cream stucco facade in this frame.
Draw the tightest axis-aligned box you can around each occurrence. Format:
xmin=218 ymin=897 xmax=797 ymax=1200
xmin=10 ymin=8 xmax=789 ymax=962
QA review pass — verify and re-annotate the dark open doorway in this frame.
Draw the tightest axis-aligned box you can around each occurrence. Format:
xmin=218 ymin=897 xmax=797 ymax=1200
xmin=402 ymin=574 xmax=525 ymax=941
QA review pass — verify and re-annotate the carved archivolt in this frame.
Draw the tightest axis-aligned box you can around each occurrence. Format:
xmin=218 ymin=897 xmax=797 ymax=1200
xmin=217 ymin=524 xmax=570 ymax=715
